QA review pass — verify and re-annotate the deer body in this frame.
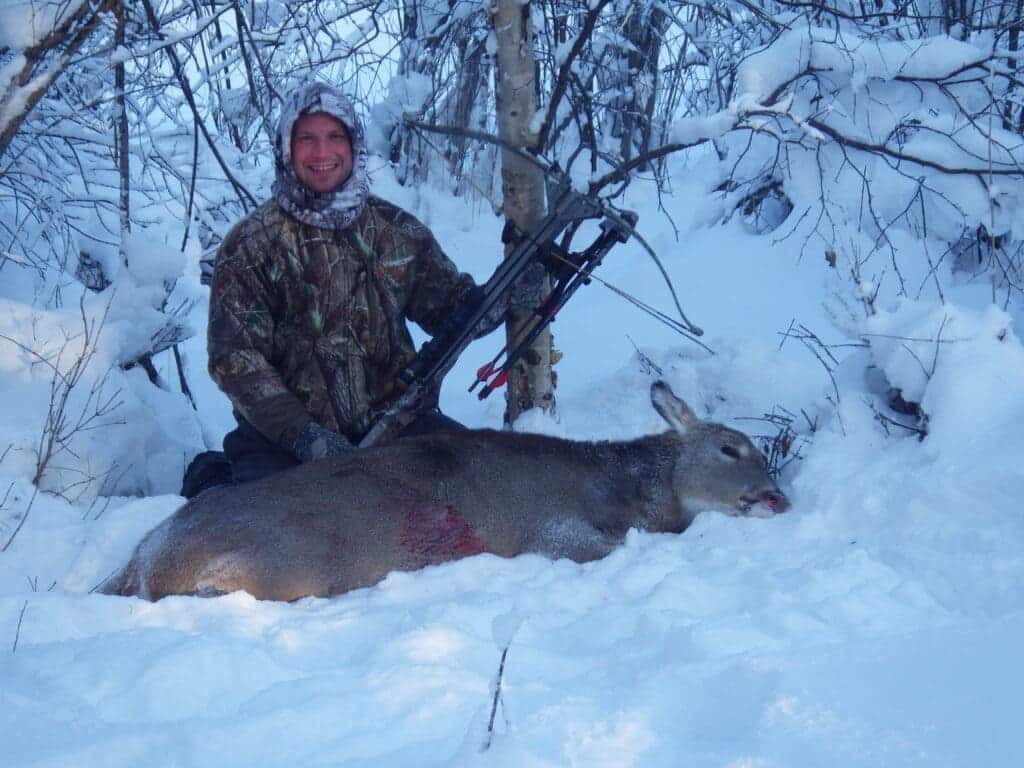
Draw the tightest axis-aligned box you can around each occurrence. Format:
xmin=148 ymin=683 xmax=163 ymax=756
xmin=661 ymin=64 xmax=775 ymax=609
xmin=103 ymin=383 xmax=788 ymax=601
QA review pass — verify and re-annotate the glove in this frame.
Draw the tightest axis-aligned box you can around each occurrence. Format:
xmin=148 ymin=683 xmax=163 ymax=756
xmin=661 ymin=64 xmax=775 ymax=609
xmin=291 ymin=422 xmax=354 ymax=463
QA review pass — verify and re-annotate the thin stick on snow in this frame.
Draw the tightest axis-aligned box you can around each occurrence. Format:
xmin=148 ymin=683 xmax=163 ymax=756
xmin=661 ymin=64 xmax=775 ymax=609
xmin=482 ymin=644 xmax=510 ymax=752
xmin=89 ymin=568 xmax=119 ymax=595
xmin=12 ymin=600 xmax=28 ymax=653
xmin=1 ymin=486 xmax=39 ymax=553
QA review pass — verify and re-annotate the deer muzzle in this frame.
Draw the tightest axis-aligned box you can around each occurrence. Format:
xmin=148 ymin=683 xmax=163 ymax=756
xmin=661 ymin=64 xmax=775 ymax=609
xmin=738 ymin=488 xmax=790 ymax=516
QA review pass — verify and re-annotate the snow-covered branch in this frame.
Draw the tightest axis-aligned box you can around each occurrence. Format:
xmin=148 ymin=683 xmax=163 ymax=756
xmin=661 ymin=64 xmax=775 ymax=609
xmin=0 ymin=0 xmax=116 ymax=158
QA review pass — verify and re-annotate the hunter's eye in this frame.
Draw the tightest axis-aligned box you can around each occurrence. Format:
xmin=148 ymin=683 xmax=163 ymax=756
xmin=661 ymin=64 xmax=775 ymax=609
xmin=720 ymin=445 xmax=740 ymax=460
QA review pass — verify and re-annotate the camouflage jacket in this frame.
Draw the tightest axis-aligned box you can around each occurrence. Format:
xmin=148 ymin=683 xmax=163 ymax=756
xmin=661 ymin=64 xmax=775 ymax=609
xmin=208 ymin=196 xmax=477 ymax=449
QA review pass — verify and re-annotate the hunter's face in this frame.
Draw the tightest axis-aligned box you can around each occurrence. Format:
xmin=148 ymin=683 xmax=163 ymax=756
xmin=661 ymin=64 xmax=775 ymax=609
xmin=291 ymin=112 xmax=353 ymax=194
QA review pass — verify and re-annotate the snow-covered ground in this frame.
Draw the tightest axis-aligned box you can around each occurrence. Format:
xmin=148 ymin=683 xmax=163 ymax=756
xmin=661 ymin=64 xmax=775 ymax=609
xmin=2 ymin=157 xmax=1023 ymax=767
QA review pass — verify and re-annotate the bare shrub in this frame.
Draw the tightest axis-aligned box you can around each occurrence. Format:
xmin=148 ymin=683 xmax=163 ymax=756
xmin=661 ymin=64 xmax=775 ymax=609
xmin=0 ymin=296 xmax=124 ymax=500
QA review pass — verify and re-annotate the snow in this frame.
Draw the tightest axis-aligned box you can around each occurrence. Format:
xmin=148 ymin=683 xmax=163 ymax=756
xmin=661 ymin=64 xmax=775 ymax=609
xmin=721 ymin=25 xmax=1024 ymax=258
xmin=0 ymin=60 xmax=59 ymax=141
xmin=669 ymin=109 xmax=735 ymax=146
xmin=2 ymin=149 xmax=1024 ymax=767
xmin=122 ymin=231 xmax=188 ymax=291
xmin=0 ymin=0 xmax=87 ymax=50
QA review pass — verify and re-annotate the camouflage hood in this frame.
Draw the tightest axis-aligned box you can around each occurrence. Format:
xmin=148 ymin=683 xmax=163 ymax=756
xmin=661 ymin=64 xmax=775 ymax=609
xmin=272 ymin=83 xmax=371 ymax=230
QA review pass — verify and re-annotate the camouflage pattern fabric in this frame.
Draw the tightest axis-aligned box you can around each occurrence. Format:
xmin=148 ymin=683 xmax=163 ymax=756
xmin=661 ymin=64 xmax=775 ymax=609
xmin=208 ymin=196 xmax=477 ymax=450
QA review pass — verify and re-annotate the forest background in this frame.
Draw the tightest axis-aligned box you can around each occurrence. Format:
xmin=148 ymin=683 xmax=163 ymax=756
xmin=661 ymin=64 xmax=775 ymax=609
xmin=1 ymin=2 xmax=1023 ymax=765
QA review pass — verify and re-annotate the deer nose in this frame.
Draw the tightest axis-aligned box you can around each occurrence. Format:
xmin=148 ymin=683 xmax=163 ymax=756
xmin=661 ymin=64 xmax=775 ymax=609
xmin=762 ymin=490 xmax=790 ymax=512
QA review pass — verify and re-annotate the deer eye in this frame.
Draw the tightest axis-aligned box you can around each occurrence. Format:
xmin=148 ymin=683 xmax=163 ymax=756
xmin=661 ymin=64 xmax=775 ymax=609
xmin=720 ymin=445 xmax=741 ymax=460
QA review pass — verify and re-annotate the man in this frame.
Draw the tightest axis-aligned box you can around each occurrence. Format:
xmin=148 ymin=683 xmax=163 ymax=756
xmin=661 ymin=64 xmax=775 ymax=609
xmin=204 ymin=82 xmax=495 ymax=487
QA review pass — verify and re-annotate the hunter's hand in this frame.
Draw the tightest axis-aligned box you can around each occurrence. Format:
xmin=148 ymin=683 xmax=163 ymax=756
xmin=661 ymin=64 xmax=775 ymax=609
xmin=292 ymin=422 xmax=354 ymax=462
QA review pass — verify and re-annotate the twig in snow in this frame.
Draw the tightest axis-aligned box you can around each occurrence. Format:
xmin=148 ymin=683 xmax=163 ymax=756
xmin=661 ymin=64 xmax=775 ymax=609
xmin=896 ymin=316 xmax=950 ymax=384
xmin=735 ymin=405 xmax=813 ymax=478
xmin=778 ymin=320 xmax=858 ymax=434
xmin=89 ymin=568 xmax=120 ymax=594
xmin=928 ymin=315 xmax=951 ymax=379
xmin=627 ymin=336 xmax=664 ymax=377
xmin=83 ymin=494 xmax=113 ymax=522
xmin=12 ymin=600 xmax=28 ymax=653
xmin=0 ymin=480 xmax=14 ymax=511
xmin=867 ymin=397 xmax=928 ymax=441
xmin=1 ymin=485 xmax=39 ymax=553
xmin=481 ymin=644 xmax=511 ymax=752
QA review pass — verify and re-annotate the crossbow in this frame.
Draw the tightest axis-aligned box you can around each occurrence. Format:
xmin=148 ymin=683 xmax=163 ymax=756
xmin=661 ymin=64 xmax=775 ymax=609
xmin=358 ymin=176 xmax=638 ymax=448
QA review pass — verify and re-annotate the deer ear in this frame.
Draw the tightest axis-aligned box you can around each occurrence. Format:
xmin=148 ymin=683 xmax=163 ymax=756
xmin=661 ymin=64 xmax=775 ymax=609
xmin=651 ymin=381 xmax=699 ymax=434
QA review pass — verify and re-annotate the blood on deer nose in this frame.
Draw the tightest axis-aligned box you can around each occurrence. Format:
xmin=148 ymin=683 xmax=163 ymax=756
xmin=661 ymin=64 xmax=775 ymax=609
xmin=762 ymin=491 xmax=789 ymax=511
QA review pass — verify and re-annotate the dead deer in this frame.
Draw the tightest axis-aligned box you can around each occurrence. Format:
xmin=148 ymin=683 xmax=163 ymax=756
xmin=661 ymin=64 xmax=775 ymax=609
xmin=102 ymin=381 xmax=789 ymax=601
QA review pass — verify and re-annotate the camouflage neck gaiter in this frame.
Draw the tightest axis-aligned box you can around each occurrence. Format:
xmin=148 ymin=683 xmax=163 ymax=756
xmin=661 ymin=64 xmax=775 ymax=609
xmin=272 ymin=83 xmax=371 ymax=230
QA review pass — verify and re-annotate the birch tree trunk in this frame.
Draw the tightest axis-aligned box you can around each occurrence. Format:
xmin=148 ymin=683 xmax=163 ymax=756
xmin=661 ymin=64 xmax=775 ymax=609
xmin=490 ymin=0 xmax=555 ymax=424
xmin=115 ymin=2 xmax=156 ymax=386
